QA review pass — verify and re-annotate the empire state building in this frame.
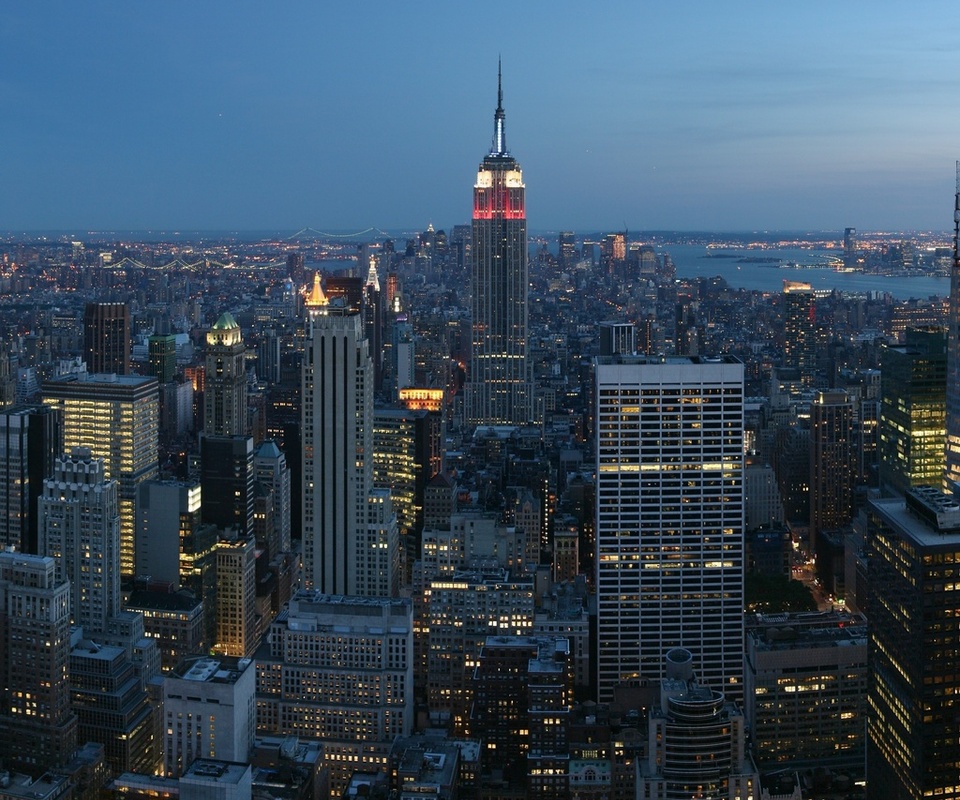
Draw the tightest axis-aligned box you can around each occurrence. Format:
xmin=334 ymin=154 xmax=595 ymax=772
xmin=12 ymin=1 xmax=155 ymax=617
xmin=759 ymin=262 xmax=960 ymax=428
xmin=467 ymin=64 xmax=532 ymax=426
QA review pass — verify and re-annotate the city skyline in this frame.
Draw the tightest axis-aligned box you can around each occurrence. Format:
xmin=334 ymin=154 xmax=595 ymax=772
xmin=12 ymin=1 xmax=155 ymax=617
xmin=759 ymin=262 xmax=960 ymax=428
xmin=2 ymin=3 xmax=960 ymax=232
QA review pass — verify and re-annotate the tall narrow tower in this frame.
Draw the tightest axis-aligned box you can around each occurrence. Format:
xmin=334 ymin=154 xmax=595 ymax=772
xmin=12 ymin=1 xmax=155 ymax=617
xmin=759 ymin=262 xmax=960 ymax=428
xmin=945 ymin=162 xmax=960 ymax=488
xmin=302 ymin=274 xmax=396 ymax=596
xmin=204 ymin=312 xmax=248 ymax=437
xmin=83 ymin=302 xmax=130 ymax=375
xmin=467 ymin=63 xmax=532 ymax=426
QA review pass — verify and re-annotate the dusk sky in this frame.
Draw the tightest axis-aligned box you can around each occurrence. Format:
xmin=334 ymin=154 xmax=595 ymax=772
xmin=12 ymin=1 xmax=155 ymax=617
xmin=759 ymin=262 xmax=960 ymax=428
xmin=3 ymin=2 xmax=960 ymax=233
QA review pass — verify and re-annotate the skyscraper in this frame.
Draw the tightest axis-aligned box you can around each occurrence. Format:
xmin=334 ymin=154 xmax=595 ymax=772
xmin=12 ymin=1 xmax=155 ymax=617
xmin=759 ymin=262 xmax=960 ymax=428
xmin=302 ymin=274 xmax=396 ymax=596
xmin=782 ymin=281 xmax=818 ymax=386
xmin=0 ymin=551 xmax=77 ymax=772
xmin=0 ymin=403 xmax=60 ymax=553
xmin=148 ymin=333 xmax=177 ymax=384
xmin=879 ymin=327 xmax=947 ymax=497
xmin=946 ymin=162 xmax=960 ymax=488
xmin=83 ymin=301 xmax=130 ymax=375
xmin=467 ymin=63 xmax=532 ymax=426
xmin=594 ymin=355 xmax=745 ymax=704
xmin=43 ymin=373 xmax=159 ymax=579
xmin=204 ymin=312 xmax=248 ymax=437
xmin=39 ymin=448 xmax=121 ymax=635
xmin=809 ymin=390 xmax=855 ymax=549
xmin=868 ymin=488 xmax=960 ymax=800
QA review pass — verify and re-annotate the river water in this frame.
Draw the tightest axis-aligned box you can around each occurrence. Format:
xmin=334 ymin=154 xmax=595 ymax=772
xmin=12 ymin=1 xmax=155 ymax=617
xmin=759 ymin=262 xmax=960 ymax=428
xmin=660 ymin=244 xmax=949 ymax=300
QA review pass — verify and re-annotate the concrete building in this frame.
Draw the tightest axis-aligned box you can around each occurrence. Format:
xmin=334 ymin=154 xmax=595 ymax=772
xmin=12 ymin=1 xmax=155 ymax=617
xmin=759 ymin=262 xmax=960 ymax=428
xmin=745 ymin=611 xmax=867 ymax=774
xmin=204 ymin=312 xmax=248 ymax=437
xmin=253 ymin=440 xmax=291 ymax=555
xmin=214 ymin=535 xmax=257 ymax=658
xmin=594 ymin=356 xmax=745 ymax=704
xmin=162 ymin=655 xmax=256 ymax=777
xmin=39 ymin=448 xmax=121 ymax=634
xmin=179 ymin=760 xmax=252 ymax=800
xmin=302 ymin=275 xmax=397 ymax=597
xmin=255 ymin=592 xmax=413 ymax=794
xmin=0 ymin=551 xmax=76 ymax=774
xmin=638 ymin=649 xmax=759 ymax=800
xmin=69 ymin=638 xmax=158 ymax=776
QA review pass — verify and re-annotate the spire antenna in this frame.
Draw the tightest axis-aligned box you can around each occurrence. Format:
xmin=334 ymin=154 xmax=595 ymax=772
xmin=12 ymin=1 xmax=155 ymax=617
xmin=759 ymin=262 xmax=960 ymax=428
xmin=491 ymin=58 xmax=507 ymax=156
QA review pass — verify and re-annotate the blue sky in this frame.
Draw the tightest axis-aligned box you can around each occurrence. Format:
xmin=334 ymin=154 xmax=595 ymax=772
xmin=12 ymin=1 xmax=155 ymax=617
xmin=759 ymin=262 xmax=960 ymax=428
xmin=2 ymin=2 xmax=960 ymax=232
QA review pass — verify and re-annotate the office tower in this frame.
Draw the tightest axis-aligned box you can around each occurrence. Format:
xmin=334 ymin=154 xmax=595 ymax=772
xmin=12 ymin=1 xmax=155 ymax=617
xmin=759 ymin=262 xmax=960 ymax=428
xmin=598 ymin=320 xmax=635 ymax=357
xmin=125 ymin=585 xmax=205 ymax=672
xmin=0 ymin=551 xmax=77 ymax=773
xmin=782 ymin=281 xmax=817 ymax=386
xmin=286 ymin=251 xmax=305 ymax=285
xmin=325 ymin=275 xmax=364 ymax=314
xmin=255 ymin=593 xmax=413 ymax=794
xmin=83 ymin=301 xmax=129 ymax=375
xmin=162 ymin=656 xmax=256 ymax=777
xmin=594 ymin=356 xmax=745 ymax=704
xmin=69 ymin=640 xmax=158 ymax=776
xmin=744 ymin=462 xmax=785 ymax=531
xmin=364 ymin=256 xmax=384 ymax=391
xmin=426 ymin=567 xmax=535 ymax=730
xmin=809 ymin=390 xmax=854 ymax=549
xmin=253 ymin=440 xmax=291 ymax=554
xmin=43 ymin=373 xmax=159 ymax=579
xmin=558 ymin=231 xmax=577 ymax=269
xmin=204 ymin=312 xmax=248 ymax=437
xmin=867 ymin=488 xmax=960 ymax=800
xmin=148 ymin=333 xmax=177 ymax=384
xmin=214 ymin=534 xmax=257 ymax=658
xmin=745 ymin=610 xmax=867 ymax=775
xmin=843 ymin=226 xmax=857 ymax=268
xmin=200 ymin=434 xmax=255 ymax=537
xmin=302 ymin=274 xmax=392 ymax=596
xmin=638 ymin=649 xmax=758 ymax=800
xmin=879 ymin=327 xmax=947 ymax=496
xmin=470 ymin=636 xmax=572 ymax=799
xmin=0 ymin=344 xmax=14 ymax=407
xmin=947 ymin=164 xmax=960 ymax=487
xmin=373 ymin=406 xmax=443 ymax=576
xmin=0 ymin=403 xmax=60 ymax=553
xmin=600 ymin=232 xmax=627 ymax=276
xmin=39 ymin=448 xmax=121 ymax=635
xmin=467 ymin=64 xmax=532 ymax=426
xmin=135 ymin=479 xmax=202 ymax=584
xmin=365 ymin=488 xmax=400 ymax=598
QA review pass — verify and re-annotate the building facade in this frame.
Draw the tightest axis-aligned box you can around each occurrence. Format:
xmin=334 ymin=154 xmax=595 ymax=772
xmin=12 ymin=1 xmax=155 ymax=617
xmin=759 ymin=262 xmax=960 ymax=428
xmin=39 ymin=448 xmax=121 ymax=635
xmin=0 ymin=403 xmax=60 ymax=553
xmin=204 ymin=313 xmax=248 ymax=437
xmin=162 ymin=656 xmax=256 ymax=777
xmin=43 ymin=373 xmax=159 ymax=578
xmin=83 ymin=302 xmax=129 ymax=375
xmin=594 ymin=356 xmax=745 ymax=704
xmin=879 ymin=327 xmax=947 ymax=496
xmin=467 ymin=66 xmax=532 ymax=426
xmin=0 ymin=551 xmax=76 ymax=773
xmin=302 ymin=275 xmax=395 ymax=596
xmin=867 ymin=488 xmax=960 ymax=800
xmin=255 ymin=593 xmax=413 ymax=794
